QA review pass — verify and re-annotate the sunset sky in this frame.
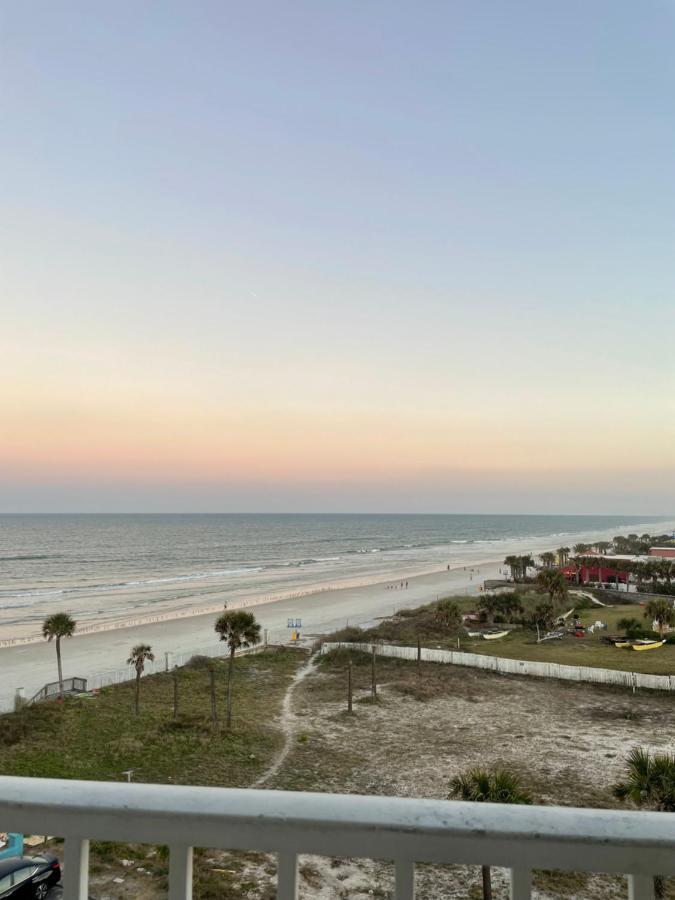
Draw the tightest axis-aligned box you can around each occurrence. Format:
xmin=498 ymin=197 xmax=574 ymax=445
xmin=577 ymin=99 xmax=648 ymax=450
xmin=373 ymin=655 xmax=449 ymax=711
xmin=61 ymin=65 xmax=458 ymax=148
xmin=2 ymin=1 xmax=674 ymax=513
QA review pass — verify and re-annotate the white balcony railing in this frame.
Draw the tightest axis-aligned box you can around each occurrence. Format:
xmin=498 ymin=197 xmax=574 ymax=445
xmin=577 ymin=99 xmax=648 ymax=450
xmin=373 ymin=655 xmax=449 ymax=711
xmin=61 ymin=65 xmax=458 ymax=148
xmin=2 ymin=776 xmax=674 ymax=899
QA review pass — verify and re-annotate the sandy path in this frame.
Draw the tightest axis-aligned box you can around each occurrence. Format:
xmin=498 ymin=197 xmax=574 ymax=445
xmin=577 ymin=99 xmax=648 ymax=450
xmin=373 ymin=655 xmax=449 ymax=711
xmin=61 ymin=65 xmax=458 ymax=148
xmin=251 ymin=651 xmax=317 ymax=788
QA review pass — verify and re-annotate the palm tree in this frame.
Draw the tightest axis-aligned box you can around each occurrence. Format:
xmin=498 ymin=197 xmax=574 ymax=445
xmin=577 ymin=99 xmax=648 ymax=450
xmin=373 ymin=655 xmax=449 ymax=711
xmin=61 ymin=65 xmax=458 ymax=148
xmin=42 ymin=613 xmax=76 ymax=699
xmin=573 ymin=542 xmax=589 ymax=555
xmin=434 ymin=598 xmax=462 ymax=631
xmin=477 ymin=593 xmax=501 ymax=626
xmin=214 ymin=610 xmax=261 ymax=728
xmin=520 ymin=555 xmax=534 ymax=580
xmin=569 ymin=555 xmax=584 ymax=585
xmin=645 ymin=560 xmax=661 ymax=588
xmin=127 ymin=644 xmax=155 ymax=713
xmin=644 ymin=598 xmax=675 ymax=638
xmin=537 ymin=568 xmax=568 ymax=604
xmin=449 ymin=768 xmax=532 ymax=900
xmin=539 ymin=551 xmax=556 ymax=569
xmin=557 ymin=546 xmax=570 ymax=566
xmin=497 ymin=593 xmax=523 ymax=621
xmin=613 ymin=747 xmax=675 ymax=898
xmin=531 ymin=599 xmax=555 ymax=633
xmin=657 ymin=559 xmax=674 ymax=586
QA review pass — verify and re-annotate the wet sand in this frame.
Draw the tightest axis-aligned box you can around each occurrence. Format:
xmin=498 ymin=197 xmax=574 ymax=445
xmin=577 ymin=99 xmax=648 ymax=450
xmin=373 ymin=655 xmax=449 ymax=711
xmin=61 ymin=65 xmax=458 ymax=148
xmin=1 ymin=560 xmax=501 ymax=711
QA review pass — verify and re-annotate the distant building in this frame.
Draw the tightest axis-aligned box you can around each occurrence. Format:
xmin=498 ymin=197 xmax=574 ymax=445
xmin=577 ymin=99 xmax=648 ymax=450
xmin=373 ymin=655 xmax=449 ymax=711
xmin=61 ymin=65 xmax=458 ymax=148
xmin=561 ymin=563 xmax=628 ymax=585
xmin=649 ymin=547 xmax=675 ymax=559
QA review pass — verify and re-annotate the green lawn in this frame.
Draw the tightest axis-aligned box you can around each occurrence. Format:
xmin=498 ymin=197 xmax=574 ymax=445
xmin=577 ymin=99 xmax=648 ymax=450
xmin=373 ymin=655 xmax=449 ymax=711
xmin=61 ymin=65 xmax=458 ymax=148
xmin=456 ymin=603 xmax=675 ymax=675
xmin=0 ymin=648 xmax=305 ymax=785
xmin=338 ymin=594 xmax=675 ymax=676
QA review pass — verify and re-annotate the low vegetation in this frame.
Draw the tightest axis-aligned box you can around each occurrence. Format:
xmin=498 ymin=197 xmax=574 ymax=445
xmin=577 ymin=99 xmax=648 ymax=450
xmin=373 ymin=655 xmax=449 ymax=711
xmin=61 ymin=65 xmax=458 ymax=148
xmin=0 ymin=648 xmax=301 ymax=782
xmin=323 ymin=589 xmax=675 ymax=675
xmin=0 ymin=648 xmax=305 ymax=899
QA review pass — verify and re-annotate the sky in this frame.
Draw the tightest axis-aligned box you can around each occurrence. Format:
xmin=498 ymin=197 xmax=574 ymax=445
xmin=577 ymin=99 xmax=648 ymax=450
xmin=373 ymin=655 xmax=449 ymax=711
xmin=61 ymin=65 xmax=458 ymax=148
xmin=1 ymin=1 xmax=674 ymax=514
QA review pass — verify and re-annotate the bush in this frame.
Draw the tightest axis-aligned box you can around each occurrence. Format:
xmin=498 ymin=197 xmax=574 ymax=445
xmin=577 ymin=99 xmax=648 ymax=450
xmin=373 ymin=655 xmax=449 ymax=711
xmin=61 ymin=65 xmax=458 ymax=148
xmin=572 ymin=596 xmax=594 ymax=610
xmin=185 ymin=655 xmax=213 ymax=669
xmin=324 ymin=625 xmax=364 ymax=643
xmin=319 ymin=647 xmax=370 ymax=668
xmin=637 ymin=583 xmax=675 ymax=597
xmin=432 ymin=598 xmax=462 ymax=632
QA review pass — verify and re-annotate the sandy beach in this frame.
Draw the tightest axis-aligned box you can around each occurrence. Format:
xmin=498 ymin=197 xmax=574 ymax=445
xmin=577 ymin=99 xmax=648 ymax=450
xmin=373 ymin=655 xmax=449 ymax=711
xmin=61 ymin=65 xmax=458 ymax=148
xmin=0 ymin=559 xmax=500 ymax=711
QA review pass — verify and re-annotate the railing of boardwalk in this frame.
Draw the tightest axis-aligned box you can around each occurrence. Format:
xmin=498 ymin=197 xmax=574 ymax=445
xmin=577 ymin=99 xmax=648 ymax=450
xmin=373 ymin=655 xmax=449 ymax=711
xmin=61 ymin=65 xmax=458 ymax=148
xmin=2 ymin=776 xmax=674 ymax=900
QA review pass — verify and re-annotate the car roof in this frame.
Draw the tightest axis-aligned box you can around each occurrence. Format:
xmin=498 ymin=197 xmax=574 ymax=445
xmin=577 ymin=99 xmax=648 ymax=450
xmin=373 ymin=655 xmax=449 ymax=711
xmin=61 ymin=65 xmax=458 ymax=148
xmin=0 ymin=856 xmax=43 ymax=875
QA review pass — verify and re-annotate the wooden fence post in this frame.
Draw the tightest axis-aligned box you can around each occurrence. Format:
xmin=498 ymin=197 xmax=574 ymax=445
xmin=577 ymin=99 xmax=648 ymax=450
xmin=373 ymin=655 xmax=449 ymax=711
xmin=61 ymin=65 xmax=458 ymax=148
xmin=371 ymin=645 xmax=377 ymax=700
xmin=209 ymin=666 xmax=218 ymax=727
xmin=347 ymin=659 xmax=353 ymax=714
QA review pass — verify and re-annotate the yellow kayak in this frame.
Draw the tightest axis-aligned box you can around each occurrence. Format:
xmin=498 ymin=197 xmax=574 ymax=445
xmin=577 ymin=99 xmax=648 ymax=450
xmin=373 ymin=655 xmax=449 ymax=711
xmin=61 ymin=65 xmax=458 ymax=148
xmin=614 ymin=641 xmax=631 ymax=648
xmin=631 ymin=640 xmax=666 ymax=651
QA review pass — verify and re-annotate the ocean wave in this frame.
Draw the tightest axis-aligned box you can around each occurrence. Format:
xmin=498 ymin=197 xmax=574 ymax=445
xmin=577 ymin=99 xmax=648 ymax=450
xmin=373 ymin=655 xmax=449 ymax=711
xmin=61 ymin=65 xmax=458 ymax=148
xmin=266 ymin=556 xmax=342 ymax=569
xmin=0 ymin=554 xmax=60 ymax=561
xmin=0 ymin=566 xmax=265 ymax=602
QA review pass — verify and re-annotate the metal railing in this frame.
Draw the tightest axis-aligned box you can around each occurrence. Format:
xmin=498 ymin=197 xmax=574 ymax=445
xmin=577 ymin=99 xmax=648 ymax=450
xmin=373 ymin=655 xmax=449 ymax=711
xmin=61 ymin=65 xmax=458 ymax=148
xmin=1 ymin=776 xmax=673 ymax=899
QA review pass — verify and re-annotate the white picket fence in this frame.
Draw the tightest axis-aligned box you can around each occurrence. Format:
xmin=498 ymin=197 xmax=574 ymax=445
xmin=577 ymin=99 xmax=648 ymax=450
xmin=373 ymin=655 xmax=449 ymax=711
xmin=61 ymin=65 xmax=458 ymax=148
xmin=321 ymin=642 xmax=675 ymax=692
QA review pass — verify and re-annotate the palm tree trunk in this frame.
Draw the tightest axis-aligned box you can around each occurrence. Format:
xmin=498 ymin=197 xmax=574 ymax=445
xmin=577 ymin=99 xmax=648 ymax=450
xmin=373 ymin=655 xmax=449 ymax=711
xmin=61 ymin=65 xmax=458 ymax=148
xmin=56 ymin=637 xmax=64 ymax=699
xmin=135 ymin=672 xmax=140 ymax=714
xmin=226 ymin=648 xmax=235 ymax=728
xmin=209 ymin=666 xmax=218 ymax=727
xmin=173 ymin=672 xmax=179 ymax=720
xmin=481 ymin=864 xmax=492 ymax=900
xmin=654 ymin=875 xmax=664 ymax=898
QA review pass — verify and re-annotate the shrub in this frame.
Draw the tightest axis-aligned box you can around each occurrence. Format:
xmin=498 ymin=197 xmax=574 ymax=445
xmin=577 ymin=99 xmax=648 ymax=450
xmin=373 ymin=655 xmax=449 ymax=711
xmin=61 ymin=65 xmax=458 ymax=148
xmin=324 ymin=625 xmax=364 ymax=643
xmin=185 ymin=655 xmax=213 ymax=670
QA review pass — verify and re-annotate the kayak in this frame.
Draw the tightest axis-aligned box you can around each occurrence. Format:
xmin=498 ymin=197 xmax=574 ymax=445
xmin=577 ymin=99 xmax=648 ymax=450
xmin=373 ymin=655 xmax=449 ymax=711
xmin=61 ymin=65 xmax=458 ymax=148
xmin=631 ymin=640 xmax=666 ymax=651
xmin=483 ymin=630 xmax=509 ymax=640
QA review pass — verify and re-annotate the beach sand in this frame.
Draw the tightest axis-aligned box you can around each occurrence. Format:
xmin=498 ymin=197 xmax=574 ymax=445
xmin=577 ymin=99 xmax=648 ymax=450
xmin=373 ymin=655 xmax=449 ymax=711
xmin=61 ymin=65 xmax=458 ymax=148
xmin=1 ymin=560 xmax=500 ymax=711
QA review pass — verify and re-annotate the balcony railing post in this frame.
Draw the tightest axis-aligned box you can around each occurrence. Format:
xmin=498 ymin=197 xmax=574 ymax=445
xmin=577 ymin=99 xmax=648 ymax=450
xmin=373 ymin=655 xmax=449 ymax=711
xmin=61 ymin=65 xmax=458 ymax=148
xmin=395 ymin=860 xmax=415 ymax=899
xmin=63 ymin=836 xmax=89 ymax=900
xmin=509 ymin=868 xmax=532 ymax=899
xmin=277 ymin=851 xmax=298 ymax=900
xmin=628 ymin=874 xmax=655 ymax=900
xmin=169 ymin=845 xmax=193 ymax=900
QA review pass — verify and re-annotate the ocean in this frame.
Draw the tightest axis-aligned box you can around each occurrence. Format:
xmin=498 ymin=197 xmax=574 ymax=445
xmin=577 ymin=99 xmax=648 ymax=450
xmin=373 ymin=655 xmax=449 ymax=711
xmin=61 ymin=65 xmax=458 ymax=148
xmin=1 ymin=514 xmax=673 ymax=640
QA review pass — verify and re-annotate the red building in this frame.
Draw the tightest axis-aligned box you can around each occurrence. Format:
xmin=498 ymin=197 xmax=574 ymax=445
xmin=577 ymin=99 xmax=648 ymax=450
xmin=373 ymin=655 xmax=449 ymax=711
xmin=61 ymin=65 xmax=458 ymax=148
xmin=561 ymin=563 xmax=628 ymax=585
xmin=649 ymin=547 xmax=675 ymax=559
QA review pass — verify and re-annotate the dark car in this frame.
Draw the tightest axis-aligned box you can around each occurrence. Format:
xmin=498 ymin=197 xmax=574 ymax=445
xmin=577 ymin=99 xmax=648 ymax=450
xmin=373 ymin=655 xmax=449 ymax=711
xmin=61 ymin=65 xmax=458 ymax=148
xmin=0 ymin=855 xmax=61 ymax=899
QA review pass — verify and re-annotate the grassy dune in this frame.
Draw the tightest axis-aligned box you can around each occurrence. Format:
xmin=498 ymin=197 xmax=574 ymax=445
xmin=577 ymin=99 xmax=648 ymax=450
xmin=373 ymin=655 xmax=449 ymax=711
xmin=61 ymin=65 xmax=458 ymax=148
xmin=336 ymin=594 xmax=675 ymax=675
xmin=0 ymin=648 xmax=304 ymax=784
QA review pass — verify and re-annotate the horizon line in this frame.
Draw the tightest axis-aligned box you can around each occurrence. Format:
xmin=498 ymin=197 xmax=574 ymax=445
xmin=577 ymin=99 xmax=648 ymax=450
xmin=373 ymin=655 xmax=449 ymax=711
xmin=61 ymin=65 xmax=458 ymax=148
xmin=1 ymin=511 xmax=673 ymax=518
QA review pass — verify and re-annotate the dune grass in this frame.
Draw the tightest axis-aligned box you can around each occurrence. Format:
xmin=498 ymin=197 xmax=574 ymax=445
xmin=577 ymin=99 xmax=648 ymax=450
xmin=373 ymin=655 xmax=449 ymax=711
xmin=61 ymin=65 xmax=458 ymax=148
xmin=0 ymin=647 xmax=305 ymax=785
